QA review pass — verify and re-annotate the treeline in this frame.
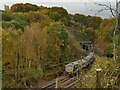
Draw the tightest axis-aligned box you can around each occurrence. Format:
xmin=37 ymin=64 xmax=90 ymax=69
xmin=1 ymin=3 xmax=120 ymax=88
xmin=2 ymin=3 xmax=102 ymax=30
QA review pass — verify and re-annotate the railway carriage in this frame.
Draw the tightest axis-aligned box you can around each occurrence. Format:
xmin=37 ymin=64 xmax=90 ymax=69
xmin=65 ymin=52 xmax=94 ymax=77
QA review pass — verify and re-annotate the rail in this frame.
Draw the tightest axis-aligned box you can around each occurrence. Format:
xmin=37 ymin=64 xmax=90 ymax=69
xmin=42 ymin=76 xmax=79 ymax=88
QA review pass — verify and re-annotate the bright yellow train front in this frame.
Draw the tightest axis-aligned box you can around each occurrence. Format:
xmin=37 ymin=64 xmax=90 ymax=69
xmin=65 ymin=62 xmax=79 ymax=77
xmin=65 ymin=63 xmax=73 ymax=74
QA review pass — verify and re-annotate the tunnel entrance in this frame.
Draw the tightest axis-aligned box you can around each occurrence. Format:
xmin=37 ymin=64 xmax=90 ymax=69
xmin=79 ymin=41 xmax=93 ymax=51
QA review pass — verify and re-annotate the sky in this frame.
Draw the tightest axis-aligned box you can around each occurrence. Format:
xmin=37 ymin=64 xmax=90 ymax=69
xmin=0 ymin=0 xmax=119 ymax=18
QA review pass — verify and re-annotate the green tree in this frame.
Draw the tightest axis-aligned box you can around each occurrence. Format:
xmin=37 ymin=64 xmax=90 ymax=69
xmin=86 ymin=16 xmax=102 ymax=29
xmin=50 ymin=7 xmax=68 ymax=16
xmin=2 ymin=12 xmax=12 ymax=21
xmin=59 ymin=31 xmax=69 ymax=62
xmin=49 ymin=12 xmax=62 ymax=21
xmin=74 ymin=14 xmax=87 ymax=26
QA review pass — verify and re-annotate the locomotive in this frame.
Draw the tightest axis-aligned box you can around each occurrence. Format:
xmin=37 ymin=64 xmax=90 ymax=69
xmin=65 ymin=52 xmax=94 ymax=77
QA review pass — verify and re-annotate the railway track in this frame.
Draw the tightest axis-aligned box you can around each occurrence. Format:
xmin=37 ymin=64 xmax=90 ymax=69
xmin=41 ymin=53 xmax=95 ymax=88
xmin=41 ymin=75 xmax=80 ymax=88
xmin=41 ymin=65 xmax=94 ymax=88
xmin=41 ymin=79 xmax=56 ymax=88
xmin=60 ymin=77 xmax=79 ymax=88
xmin=41 ymin=63 xmax=94 ymax=88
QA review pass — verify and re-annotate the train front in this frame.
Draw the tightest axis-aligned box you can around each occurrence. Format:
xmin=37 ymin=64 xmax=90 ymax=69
xmin=65 ymin=63 xmax=73 ymax=77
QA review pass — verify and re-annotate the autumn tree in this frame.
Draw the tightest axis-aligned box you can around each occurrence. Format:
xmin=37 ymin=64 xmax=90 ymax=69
xmin=95 ymin=1 xmax=119 ymax=62
xmin=11 ymin=3 xmax=39 ymax=12
xmin=86 ymin=16 xmax=102 ymax=29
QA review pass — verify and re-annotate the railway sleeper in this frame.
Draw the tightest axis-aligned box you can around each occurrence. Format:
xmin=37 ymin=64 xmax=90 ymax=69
xmin=60 ymin=78 xmax=76 ymax=87
xmin=59 ymin=78 xmax=70 ymax=84
xmin=64 ymin=80 xmax=79 ymax=88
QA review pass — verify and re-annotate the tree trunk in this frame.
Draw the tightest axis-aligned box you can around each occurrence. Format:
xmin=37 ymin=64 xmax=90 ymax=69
xmin=113 ymin=0 xmax=119 ymax=62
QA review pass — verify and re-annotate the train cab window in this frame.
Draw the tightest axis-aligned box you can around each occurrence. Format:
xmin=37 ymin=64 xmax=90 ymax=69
xmin=66 ymin=65 xmax=73 ymax=70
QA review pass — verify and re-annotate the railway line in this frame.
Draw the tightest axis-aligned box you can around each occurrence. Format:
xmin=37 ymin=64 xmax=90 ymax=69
xmin=41 ymin=52 xmax=95 ymax=88
xmin=41 ymin=67 xmax=90 ymax=88
xmin=41 ymin=76 xmax=77 ymax=88
xmin=41 ymin=79 xmax=56 ymax=88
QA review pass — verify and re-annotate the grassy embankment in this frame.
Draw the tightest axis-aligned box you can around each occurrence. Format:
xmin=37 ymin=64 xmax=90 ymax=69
xmin=76 ymin=56 xmax=119 ymax=88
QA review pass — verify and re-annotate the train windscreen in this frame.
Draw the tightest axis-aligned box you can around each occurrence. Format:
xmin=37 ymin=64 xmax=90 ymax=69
xmin=66 ymin=65 xmax=73 ymax=70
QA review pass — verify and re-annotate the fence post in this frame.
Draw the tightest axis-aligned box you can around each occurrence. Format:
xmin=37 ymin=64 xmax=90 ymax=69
xmin=96 ymin=68 xmax=102 ymax=89
xmin=56 ymin=78 xmax=58 ymax=88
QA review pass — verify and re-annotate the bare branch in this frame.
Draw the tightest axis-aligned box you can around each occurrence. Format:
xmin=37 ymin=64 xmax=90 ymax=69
xmin=94 ymin=8 xmax=110 ymax=16
xmin=109 ymin=3 xmax=116 ymax=17
xmin=94 ymin=2 xmax=116 ymax=17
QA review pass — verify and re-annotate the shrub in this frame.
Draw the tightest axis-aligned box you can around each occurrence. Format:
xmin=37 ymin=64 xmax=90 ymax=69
xmin=2 ymin=12 xmax=13 ymax=21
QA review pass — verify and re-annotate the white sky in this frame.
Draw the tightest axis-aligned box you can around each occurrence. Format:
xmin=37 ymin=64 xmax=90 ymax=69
xmin=0 ymin=0 xmax=119 ymax=18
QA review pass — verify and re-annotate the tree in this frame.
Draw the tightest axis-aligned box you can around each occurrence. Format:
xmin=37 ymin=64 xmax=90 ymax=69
xmin=59 ymin=30 xmax=69 ymax=63
xmin=4 ymin=5 xmax=10 ymax=12
xmin=23 ymin=23 xmax=48 ymax=79
xmin=49 ymin=12 xmax=62 ymax=21
xmin=11 ymin=3 xmax=39 ymax=12
xmin=73 ymin=14 xmax=87 ymax=26
xmin=86 ymin=16 xmax=102 ymax=29
xmin=2 ymin=12 xmax=12 ymax=21
xmin=95 ymin=1 xmax=119 ymax=62
xmin=99 ymin=18 xmax=116 ymax=43
xmin=50 ymin=7 xmax=68 ymax=16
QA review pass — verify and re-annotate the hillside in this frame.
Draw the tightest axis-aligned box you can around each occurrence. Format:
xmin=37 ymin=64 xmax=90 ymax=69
xmin=1 ymin=3 xmax=120 ymax=88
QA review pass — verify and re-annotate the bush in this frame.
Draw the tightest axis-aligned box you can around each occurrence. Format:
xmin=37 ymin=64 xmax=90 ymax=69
xmin=49 ymin=12 xmax=62 ymax=21
xmin=2 ymin=12 xmax=13 ymax=21
xmin=2 ymin=21 xmax=25 ymax=30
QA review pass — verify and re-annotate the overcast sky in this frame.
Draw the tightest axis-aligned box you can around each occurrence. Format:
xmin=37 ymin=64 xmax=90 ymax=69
xmin=0 ymin=0 xmax=119 ymax=18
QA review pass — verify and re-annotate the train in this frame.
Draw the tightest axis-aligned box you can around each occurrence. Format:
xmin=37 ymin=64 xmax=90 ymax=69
xmin=65 ymin=52 xmax=95 ymax=77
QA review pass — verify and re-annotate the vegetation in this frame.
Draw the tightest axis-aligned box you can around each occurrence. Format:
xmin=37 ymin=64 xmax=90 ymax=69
xmin=77 ymin=56 xmax=120 ymax=88
xmin=2 ymin=3 xmax=120 ymax=88
xmin=11 ymin=3 xmax=39 ymax=12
